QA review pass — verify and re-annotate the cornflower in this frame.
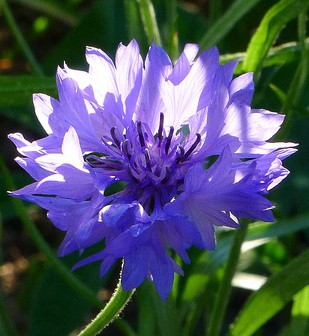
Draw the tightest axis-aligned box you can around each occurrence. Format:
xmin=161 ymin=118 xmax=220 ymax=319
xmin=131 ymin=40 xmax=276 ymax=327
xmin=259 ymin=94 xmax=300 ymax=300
xmin=9 ymin=40 xmax=296 ymax=299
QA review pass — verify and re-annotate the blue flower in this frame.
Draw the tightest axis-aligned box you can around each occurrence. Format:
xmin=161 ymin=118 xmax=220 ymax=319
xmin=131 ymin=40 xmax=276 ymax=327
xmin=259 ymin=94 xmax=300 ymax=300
xmin=9 ymin=40 xmax=296 ymax=300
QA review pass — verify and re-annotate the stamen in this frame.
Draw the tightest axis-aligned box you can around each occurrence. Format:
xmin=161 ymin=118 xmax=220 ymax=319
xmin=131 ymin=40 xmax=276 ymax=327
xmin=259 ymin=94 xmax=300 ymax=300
xmin=137 ymin=121 xmax=145 ymax=147
xmin=84 ymin=154 xmax=100 ymax=167
xmin=122 ymin=139 xmax=131 ymax=160
xmin=110 ymin=127 xmax=121 ymax=148
xmin=178 ymin=133 xmax=201 ymax=163
xmin=161 ymin=166 xmax=171 ymax=184
xmin=144 ymin=148 xmax=152 ymax=171
xmin=157 ymin=112 xmax=164 ymax=145
xmin=178 ymin=146 xmax=185 ymax=157
xmin=127 ymin=164 xmax=140 ymax=183
xmin=165 ymin=126 xmax=174 ymax=155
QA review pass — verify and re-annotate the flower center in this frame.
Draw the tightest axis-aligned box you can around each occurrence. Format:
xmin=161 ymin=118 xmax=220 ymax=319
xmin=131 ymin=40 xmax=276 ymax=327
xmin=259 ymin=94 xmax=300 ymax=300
xmin=85 ymin=113 xmax=201 ymax=212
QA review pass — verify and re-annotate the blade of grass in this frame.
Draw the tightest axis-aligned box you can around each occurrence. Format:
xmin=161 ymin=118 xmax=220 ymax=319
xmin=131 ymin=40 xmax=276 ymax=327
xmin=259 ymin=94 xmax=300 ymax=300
xmin=182 ymin=213 xmax=309 ymax=303
xmin=242 ymin=0 xmax=309 ymax=74
xmin=229 ymin=248 xmax=309 ymax=336
xmin=199 ymin=0 xmax=262 ymax=50
xmin=206 ymin=222 xmax=248 ymax=336
xmin=0 ymin=76 xmax=56 ymax=107
xmin=137 ymin=0 xmax=162 ymax=46
xmin=283 ymin=11 xmax=308 ymax=109
xmin=11 ymin=0 xmax=78 ymax=26
xmin=279 ymin=285 xmax=309 ymax=336
xmin=124 ymin=0 xmax=145 ymax=43
xmin=220 ymin=38 xmax=309 ymax=73
xmin=137 ymin=281 xmax=180 ymax=336
xmin=209 ymin=0 xmax=222 ymax=24
xmin=137 ymin=283 xmax=157 ymax=336
xmin=277 ymin=11 xmax=309 ymax=139
xmin=165 ymin=0 xmax=178 ymax=62
xmin=0 ymin=0 xmax=43 ymax=75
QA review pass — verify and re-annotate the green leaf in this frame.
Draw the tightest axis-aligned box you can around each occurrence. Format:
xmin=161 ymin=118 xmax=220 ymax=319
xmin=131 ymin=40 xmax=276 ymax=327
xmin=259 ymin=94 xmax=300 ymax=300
xmin=220 ymin=39 xmax=309 ymax=74
xmin=0 ymin=76 xmax=56 ymax=107
xmin=124 ymin=0 xmax=147 ymax=44
xmin=242 ymin=0 xmax=309 ymax=73
xmin=1 ymin=0 xmax=43 ymax=75
xmin=276 ymin=12 xmax=309 ymax=139
xmin=246 ymin=214 xmax=309 ymax=241
xmin=199 ymin=0 xmax=262 ymax=50
xmin=229 ymin=248 xmax=309 ymax=336
xmin=137 ymin=283 xmax=156 ymax=336
xmin=265 ymin=41 xmax=306 ymax=66
xmin=137 ymin=0 xmax=162 ymax=46
xmin=165 ymin=0 xmax=178 ymax=62
xmin=269 ymin=83 xmax=287 ymax=105
xmin=182 ymin=214 xmax=309 ymax=301
xmin=280 ymin=285 xmax=309 ymax=336
xmin=137 ymin=282 xmax=180 ymax=336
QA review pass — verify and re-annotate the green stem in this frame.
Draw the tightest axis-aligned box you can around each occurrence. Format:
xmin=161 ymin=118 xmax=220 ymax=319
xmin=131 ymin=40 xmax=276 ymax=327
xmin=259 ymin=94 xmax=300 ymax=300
xmin=0 ymin=0 xmax=43 ymax=75
xmin=137 ymin=0 xmax=162 ymax=46
xmin=78 ymin=276 xmax=135 ymax=336
xmin=171 ymin=254 xmax=182 ymax=301
xmin=0 ymin=155 xmax=102 ymax=309
xmin=206 ymin=222 xmax=248 ymax=336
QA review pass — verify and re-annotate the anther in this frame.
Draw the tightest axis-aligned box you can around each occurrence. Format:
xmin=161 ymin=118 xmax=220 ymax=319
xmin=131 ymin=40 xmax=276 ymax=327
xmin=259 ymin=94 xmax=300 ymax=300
xmin=122 ymin=139 xmax=131 ymax=160
xmin=178 ymin=133 xmax=201 ymax=163
xmin=161 ymin=166 xmax=171 ymax=184
xmin=157 ymin=112 xmax=164 ymax=145
xmin=178 ymin=146 xmax=185 ymax=157
xmin=127 ymin=164 xmax=140 ymax=183
xmin=137 ymin=121 xmax=145 ymax=147
xmin=110 ymin=127 xmax=121 ymax=148
xmin=144 ymin=148 xmax=152 ymax=171
xmin=165 ymin=126 xmax=174 ymax=155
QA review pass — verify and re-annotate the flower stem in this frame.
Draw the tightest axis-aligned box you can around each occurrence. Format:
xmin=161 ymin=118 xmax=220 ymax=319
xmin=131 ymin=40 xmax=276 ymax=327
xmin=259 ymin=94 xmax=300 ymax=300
xmin=206 ymin=222 xmax=248 ymax=336
xmin=78 ymin=277 xmax=135 ymax=336
xmin=0 ymin=0 xmax=43 ymax=75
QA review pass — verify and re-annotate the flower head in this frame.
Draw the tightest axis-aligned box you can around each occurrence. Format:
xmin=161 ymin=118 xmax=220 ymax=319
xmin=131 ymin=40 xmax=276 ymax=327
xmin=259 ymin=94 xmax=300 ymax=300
xmin=9 ymin=40 xmax=296 ymax=300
